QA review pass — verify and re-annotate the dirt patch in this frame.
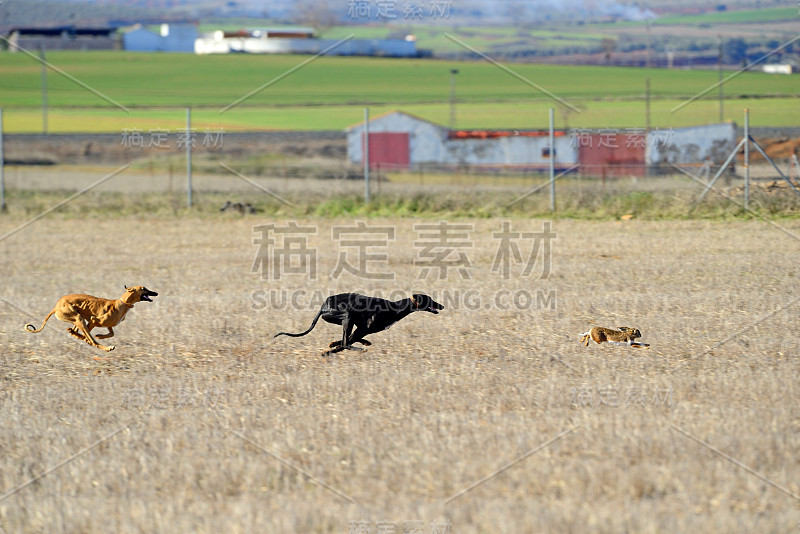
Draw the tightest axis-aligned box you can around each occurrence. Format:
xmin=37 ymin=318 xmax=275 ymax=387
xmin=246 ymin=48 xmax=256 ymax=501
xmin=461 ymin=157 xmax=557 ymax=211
xmin=4 ymin=132 xmax=347 ymax=166
xmin=1 ymin=216 xmax=798 ymax=532
xmin=759 ymin=137 xmax=800 ymax=159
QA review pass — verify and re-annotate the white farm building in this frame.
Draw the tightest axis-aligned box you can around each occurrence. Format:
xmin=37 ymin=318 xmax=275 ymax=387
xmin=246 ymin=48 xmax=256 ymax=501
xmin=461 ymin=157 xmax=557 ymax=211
xmin=195 ymin=28 xmax=417 ymax=57
xmin=346 ymin=111 xmax=578 ymax=171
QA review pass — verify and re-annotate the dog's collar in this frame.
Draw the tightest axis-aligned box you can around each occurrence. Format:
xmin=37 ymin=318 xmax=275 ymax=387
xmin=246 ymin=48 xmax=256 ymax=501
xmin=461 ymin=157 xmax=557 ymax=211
xmin=410 ymin=296 xmax=416 ymax=308
xmin=121 ymin=301 xmax=134 ymax=309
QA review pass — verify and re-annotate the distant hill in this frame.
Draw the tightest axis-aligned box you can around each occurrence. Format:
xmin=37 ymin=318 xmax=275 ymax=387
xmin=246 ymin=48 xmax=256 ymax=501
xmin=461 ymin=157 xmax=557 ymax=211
xmin=4 ymin=0 xmax=791 ymax=29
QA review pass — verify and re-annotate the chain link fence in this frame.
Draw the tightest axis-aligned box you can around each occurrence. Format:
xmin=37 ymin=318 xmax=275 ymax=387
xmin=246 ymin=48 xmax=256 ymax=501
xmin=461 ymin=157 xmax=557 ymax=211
xmin=1 ymin=114 xmax=798 ymax=217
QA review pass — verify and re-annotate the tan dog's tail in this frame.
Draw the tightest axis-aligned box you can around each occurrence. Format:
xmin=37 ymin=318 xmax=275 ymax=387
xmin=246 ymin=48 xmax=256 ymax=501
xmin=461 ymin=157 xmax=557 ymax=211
xmin=25 ymin=308 xmax=57 ymax=333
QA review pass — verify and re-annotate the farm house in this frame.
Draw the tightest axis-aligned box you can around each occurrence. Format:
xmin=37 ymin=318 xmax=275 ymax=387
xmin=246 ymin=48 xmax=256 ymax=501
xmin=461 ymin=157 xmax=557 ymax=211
xmin=5 ymin=26 xmax=118 ymax=51
xmin=346 ymin=111 xmax=578 ymax=171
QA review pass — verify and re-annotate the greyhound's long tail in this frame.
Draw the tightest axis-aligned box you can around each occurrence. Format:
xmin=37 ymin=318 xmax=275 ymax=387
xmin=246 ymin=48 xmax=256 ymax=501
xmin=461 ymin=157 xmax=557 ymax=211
xmin=274 ymin=308 xmax=324 ymax=338
xmin=25 ymin=308 xmax=57 ymax=333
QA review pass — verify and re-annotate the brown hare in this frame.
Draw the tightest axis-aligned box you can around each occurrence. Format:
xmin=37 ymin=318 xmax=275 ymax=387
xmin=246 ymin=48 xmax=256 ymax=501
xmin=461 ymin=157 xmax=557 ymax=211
xmin=579 ymin=326 xmax=649 ymax=349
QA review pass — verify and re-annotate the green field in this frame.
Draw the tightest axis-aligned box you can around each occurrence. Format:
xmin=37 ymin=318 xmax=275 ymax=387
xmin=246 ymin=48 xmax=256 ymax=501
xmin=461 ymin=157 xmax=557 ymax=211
xmin=652 ymin=6 xmax=797 ymax=25
xmin=2 ymin=98 xmax=797 ymax=133
xmin=0 ymin=51 xmax=797 ymax=132
xmin=320 ymin=25 xmax=611 ymax=55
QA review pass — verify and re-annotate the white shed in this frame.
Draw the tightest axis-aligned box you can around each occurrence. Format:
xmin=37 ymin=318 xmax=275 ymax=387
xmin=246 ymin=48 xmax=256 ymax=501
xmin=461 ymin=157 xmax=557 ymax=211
xmin=123 ymin=23 xmax=197 ymax=53
xmin=762 ymin=64 xmax=792 ymax=75
xmin=347 ymin=111 xmax=448 ymax=169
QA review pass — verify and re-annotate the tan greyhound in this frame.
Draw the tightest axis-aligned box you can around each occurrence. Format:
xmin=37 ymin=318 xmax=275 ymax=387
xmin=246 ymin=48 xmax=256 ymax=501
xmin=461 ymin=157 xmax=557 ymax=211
xmin=25 ymin=285 xmax=158 ymax=352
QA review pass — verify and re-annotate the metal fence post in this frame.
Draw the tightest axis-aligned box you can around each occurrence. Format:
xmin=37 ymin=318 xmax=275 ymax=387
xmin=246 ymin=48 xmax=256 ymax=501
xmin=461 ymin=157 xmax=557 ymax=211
xmin=364 ymin=107 xmax=370 ymax=204
xmin=549 ymin=108 xmax=555 ymax=211
xmin=186 ymin=107 xmax=193 ymax=209
xmin=744 ymin=108 xmax=749 ymax=211
xmin=0 ymin=108 xmax=5 ymax=213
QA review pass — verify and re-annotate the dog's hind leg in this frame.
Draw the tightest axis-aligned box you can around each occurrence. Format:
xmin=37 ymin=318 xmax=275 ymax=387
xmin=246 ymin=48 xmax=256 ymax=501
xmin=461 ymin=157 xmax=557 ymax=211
xmin=67 ymin=327 xmax=84 ymax=339
xmin=323 ymin=320 xmax=350 ymax=355
xmin=72 ymin=318 xmax=113 ymax=352
xmin=96 ymin=327 xmax=114 ymax=339
xmin=325 ymin=317 xmax=362 ymax=355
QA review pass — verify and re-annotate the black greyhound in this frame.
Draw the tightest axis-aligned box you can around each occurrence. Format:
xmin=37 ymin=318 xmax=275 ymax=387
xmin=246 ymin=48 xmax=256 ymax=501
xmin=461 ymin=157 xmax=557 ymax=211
xmin=274 ymin=293 xmax=444 ymax=355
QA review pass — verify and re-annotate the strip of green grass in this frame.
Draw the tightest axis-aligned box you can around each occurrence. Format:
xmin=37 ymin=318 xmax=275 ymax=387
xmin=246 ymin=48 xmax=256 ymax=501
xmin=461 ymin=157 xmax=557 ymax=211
xmin=2 ymin=97 xmax=796 ymax=133
xmin=4 ymin=183 xmax=799 ymax=220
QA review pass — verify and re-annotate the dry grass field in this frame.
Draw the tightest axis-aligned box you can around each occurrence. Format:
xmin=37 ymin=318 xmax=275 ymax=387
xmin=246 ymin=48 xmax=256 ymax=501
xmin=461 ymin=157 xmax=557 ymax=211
xmin=1 ymin=201 xmax=800 ymax=532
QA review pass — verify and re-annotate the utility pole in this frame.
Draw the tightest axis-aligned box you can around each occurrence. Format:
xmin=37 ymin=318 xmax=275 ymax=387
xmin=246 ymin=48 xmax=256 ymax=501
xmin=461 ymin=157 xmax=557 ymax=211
xmin=645 ymin=77 xmax=651 ymax=134
xmin=718 ymin=35 xmax=724 ymax=122
xmin=40 ymin=44 xmax=48 ymax=134
xmin=449 ymin=69 xmax=459 ymax=130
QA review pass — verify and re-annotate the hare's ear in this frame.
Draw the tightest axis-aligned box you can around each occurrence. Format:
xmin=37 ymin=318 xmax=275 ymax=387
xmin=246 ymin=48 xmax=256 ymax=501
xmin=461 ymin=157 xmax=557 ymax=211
xmin=617 ymin=326 xmax=632 ymax=333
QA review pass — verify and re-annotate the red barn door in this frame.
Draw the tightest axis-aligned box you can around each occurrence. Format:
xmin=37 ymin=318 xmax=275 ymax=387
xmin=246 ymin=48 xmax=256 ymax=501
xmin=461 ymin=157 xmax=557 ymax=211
xmin=363 ymin=132 xmax=410 ymax=170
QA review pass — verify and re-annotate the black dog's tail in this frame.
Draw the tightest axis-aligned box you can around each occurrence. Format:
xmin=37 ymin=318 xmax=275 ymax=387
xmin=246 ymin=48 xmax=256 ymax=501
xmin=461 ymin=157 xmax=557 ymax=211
xmin=274 ymin=308 xmax=324 ymax=339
